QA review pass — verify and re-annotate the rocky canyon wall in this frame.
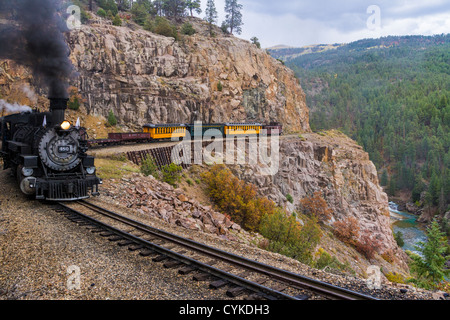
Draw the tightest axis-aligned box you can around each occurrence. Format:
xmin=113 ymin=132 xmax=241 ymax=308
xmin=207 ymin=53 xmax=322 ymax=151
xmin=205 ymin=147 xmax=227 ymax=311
xmin=228 ymin=131 xmax=409 ymax=271
xmin=67 ymin=17 xmax=310 ymax=133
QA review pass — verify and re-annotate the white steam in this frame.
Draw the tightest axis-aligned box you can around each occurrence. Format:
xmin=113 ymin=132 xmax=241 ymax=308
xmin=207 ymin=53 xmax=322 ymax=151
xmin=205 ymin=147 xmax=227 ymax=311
xmin=0 ymin=99 xmax=32 ymax=114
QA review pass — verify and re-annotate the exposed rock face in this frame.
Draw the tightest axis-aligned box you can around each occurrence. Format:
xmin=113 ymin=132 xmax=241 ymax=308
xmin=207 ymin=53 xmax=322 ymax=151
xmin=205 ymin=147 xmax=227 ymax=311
xmin=0 ymin=17 xmax=406 ymax=273
xmin=66 ymin=17 xmax=310 ymax=133
xmin=228 ymin=131 xmax=408 ymax=270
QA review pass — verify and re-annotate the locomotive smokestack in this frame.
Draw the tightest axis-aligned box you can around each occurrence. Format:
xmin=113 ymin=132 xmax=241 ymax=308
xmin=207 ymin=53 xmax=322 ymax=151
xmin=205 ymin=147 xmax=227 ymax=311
xmin=49 ymin=97 xmax=68 ymax=125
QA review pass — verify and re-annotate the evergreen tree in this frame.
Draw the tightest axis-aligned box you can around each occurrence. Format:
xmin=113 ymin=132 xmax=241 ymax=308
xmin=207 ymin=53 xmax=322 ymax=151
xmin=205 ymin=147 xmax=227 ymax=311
xmin=224 ymin=0 xmax=243 ymax=35
xmin=412 ymin=174 xmax=425 ymax=203
xmin=162 ymin=0 xmax=187 ymax=20
xmin=380 ymin=170 xmax=388 ymax=186
xmin=131 ymin=2 xmax=151 ymax=25
xmin=112 ymin=14 xmax=122 ymax=26
xmin=107 ymin=110 xmax=117 ymax=126
xmin=388 ymin=175 xmax=397 ymax=196
xmin=250 ymin=36 xmax=261 ymax=49
xmin=116 ymin=0 xmax=131 ymax=11
xmin=204 ymin=0 xmax=217 ymax=36
xmin=408 ymin=218 xmax=450 ymax=289
xmin=185 ymin=0 xmax=201 ymax=16
xmin=98 ymin=0 xmax=118 ymax=16
xmin=428 ymin=170 xmax=441 ymax=206
xmin=153 ymin=0 xmax=164 ymax=16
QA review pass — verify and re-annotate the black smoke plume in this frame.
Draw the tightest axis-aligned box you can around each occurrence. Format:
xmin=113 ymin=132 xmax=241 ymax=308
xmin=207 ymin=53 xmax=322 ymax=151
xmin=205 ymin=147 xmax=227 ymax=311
xmin=0 ymin=0 xmax=75 ymax=98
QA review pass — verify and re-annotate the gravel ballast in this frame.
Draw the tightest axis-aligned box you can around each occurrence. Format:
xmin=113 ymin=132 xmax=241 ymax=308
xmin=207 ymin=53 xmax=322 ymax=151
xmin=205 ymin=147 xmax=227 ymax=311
xmin=0 ymin=169 xmax=445 ymax=301
xmin=0 ymin=171 xmax=233 ymax=300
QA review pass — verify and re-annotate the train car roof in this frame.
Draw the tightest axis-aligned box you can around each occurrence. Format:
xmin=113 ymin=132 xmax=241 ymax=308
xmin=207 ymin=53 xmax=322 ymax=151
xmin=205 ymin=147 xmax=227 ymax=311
xmin=223 ymin=122 xmax=263 ymax=126
xmin=184 ymin=122 xmax=263 ymax=126
xmin=143 ymin=123 xmax=186 ymax=128
xmin=185 ymin=123 xmax=225 ymax=126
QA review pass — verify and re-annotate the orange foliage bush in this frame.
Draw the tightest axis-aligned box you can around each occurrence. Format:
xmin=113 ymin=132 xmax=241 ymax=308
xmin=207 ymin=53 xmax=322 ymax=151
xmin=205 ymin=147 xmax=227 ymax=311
xmin=201 ymin=164 xmax=276 ymax=231
xmin=333 ymin=216 xmax=360 ymax=246
xmin=299 ymin=191 xmax=332 ymax=223
xmin=355 ymin=233 xmax=382 ymax=260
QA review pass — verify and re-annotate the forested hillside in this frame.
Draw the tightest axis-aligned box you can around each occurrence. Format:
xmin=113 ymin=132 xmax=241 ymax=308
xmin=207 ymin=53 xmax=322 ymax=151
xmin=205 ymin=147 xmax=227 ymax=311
xmin=276 ymin=35 xmax=450 ymax=213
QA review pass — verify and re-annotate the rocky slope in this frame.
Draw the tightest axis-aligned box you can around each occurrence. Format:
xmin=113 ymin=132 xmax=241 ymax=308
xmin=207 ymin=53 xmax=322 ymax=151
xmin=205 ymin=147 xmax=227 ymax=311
xmin=66 ymin=16 xmax=310 ymax=133
xmin=228 ymin=131 xmax=409 ymax=274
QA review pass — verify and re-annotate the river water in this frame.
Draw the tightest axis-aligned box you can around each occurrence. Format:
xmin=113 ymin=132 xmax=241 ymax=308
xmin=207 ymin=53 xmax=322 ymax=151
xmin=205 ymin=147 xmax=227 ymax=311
xmin=389 ymin=201 xmax=427 ymax=255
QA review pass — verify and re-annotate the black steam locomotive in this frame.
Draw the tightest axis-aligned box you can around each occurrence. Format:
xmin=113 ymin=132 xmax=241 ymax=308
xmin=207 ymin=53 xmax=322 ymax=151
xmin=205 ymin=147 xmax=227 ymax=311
xmin=0 ymin=98 xmax=101 ymax=201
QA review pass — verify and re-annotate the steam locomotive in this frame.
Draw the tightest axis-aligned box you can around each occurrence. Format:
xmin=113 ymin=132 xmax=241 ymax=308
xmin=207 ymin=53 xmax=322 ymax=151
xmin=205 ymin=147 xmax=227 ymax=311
xmin=0 ymin=98 xmax=101 ymax=201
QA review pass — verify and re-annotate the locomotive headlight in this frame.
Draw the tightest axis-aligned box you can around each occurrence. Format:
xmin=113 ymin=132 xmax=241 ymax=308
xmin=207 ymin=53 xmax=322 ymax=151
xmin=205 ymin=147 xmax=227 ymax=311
xmin=86 ymin=166 xmax=96 ymax=175
xmin=21 ymin=167 xmax=34 ymax=177
xmin=61 ymin=120 xmax=71 ymax=130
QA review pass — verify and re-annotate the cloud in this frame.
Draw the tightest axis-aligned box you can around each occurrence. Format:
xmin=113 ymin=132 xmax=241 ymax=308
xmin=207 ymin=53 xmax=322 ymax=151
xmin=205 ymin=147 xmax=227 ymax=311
xmin=236 ymin=0 xmax=450 ymax=47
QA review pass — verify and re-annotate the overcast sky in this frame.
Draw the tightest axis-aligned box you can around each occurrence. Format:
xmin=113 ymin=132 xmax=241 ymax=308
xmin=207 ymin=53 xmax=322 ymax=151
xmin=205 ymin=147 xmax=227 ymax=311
xmin=200 ymin=0 xmax=450 ymax=48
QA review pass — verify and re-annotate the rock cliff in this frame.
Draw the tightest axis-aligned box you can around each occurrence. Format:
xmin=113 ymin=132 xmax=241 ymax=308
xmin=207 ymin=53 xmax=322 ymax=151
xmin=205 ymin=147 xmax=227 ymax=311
xmin=228 ymin=131 xmax=409 ymax=272
xmin=67 ymin=17 xmax=310 ymax=133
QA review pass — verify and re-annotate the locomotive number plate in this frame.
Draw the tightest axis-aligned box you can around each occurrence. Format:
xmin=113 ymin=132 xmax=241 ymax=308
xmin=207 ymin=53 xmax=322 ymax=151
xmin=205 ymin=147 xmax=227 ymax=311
xmin=58 ymin=146 xmax=71 ymax=153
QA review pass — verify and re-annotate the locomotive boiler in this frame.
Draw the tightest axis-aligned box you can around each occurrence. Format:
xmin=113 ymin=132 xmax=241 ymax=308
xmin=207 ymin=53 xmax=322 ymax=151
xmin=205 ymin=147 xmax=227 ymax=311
xmin=0 ymin=98 xmax=101 ymax=201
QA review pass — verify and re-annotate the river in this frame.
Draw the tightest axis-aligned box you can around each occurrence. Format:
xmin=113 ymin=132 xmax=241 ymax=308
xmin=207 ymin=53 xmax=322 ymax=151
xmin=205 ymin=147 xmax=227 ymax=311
xmin=389 ymin=201 xmax=428 ymax=255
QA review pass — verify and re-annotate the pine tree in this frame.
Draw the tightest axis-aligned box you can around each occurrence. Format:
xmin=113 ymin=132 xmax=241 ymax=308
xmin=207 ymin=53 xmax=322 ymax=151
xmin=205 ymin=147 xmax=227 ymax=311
xmin=112 ymin=14 xmax=122 ymax=26
xmin=107 ymin=110 xmax=117 ymax=126
xmin=380 ymin=170 xmax=388 ymax=186
xmin=408 ymin=218 xmax=450 ymax=289
xmin=224 ymin=0 xmax=243 ymax=35
xmin=428 ymin=170 xmax=441 ymax=206
xmin=162 ymin=0 xmax=187 ymax=20
xmin=250 ymin=36 xmax=261 ymax=49
xmin=186 ymin=0 xmax=201 ymax=16
xmin=204 ymin=0 xmax=217 ymax=36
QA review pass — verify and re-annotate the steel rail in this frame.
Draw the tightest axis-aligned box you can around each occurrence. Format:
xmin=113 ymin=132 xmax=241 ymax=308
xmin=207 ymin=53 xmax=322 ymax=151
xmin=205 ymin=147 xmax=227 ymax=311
xmin=62 ymin=200 xmax=379 ymax=300
xmin=58 ymin=201 xmax=296 ymax=300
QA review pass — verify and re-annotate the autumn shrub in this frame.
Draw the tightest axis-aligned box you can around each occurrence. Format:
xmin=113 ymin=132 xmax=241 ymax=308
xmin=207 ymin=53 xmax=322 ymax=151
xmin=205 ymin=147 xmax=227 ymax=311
xmin=385 ymin=272 xmax=405 ymax=284
xmin=201 ymin=164 xmax=276 ymax=232
xmin=333 ymin=216 xmax=360 ymax=246
xmin=299 ymin=191 xmax=332 ymax=223
xmin=381 ymin=250 xmax=396 ymax=264
xmin=355 ymin=233 xmax=382 ymax=260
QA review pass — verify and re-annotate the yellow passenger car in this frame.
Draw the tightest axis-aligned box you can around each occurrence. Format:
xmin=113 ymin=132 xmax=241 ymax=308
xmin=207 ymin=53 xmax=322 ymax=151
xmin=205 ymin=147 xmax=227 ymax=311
xmin=143 ymin=124 xmax=186 ymax=140
xmin=223 ymin=123 xmax=262 ymax=136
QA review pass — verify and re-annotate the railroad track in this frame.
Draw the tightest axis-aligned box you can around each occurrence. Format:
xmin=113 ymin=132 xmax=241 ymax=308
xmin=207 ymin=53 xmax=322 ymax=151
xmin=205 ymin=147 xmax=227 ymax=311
xmin=56 ymin=200 xmax=379 ymax=301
